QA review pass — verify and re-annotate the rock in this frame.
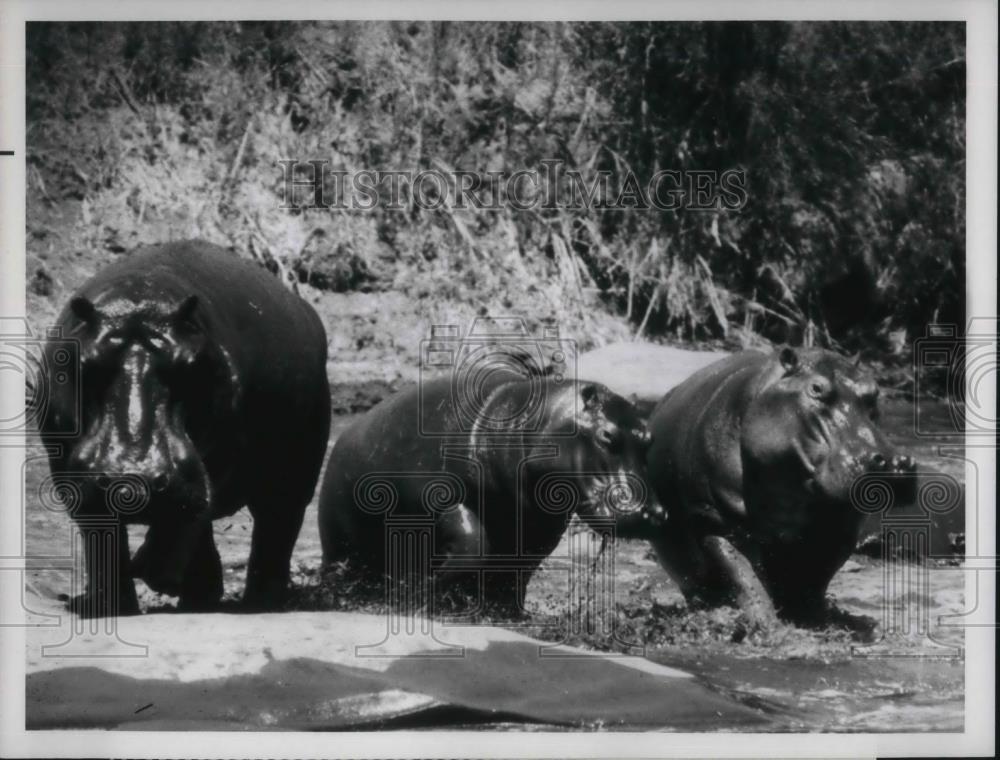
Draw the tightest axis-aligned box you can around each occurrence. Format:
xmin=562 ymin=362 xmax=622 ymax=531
xmin=25 ymin=591 xmax=766 ymax=730
xmin=29 ymin=266 xmax=55 ymax=297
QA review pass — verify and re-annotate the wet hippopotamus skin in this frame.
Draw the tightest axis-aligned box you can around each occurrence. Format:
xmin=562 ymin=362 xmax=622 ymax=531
xmin=39 ymin=241 xmax=331 ymax=616
xmin=319 ymin=370 xmax=656 ymax=612
xmin=632 ymin=347 xmax=917 ymax=624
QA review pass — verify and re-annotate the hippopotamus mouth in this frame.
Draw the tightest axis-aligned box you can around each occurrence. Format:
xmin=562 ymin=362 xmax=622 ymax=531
xmin=581 ymin=470 xmax=650 ymax=520
xmin=790 ymin=412 xmax=917 ymax=505
xmin=792 ymin=419 xmax=828 ymax=494
xmin=545 ymin=382 xmax=657 ymax=524
xmin=795 ymin=413 xmax=847 ymax=481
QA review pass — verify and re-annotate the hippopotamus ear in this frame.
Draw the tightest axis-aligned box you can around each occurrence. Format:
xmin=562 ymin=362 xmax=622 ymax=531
xmin=172 ymin=295 xmax=201 ymax=333
xmin=580 ymin=382 xmax=603 ymax=411
xmin=778 ymin=346 xmax=799 ymax=375
xmin=69 ymin=296 xmax=98 ymax=326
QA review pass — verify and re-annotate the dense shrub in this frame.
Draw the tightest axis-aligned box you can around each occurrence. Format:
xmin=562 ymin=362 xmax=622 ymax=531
xmin=26 ymin=21 xmax=965 ymax=356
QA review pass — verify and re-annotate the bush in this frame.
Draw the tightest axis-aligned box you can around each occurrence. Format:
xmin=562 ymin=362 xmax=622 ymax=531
xmin=26 ymin=21 xmax=965 ymax=357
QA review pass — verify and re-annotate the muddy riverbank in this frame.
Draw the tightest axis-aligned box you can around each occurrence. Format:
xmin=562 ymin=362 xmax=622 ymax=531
xmin=23 ymin=394 xmax=966 ymax=731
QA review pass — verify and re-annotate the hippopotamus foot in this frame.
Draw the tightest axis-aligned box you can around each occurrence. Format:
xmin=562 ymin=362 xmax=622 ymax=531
xmin=701 ymin=536 xmax=778 ymax=629
xmin=480 ymin=572 xmax=530 ymax=620
xmin=771 ymin=595 xmax=829 ymax=627
xmin=429 ymin=569 xmax=490 ymax=617
xmin=784 ymin=599 xmax=878 ymax=639
xmin=175 ymin=525 xmax=224 ymax=612
xmin=433 ymin=581 xmax=526 ymax=622
xmin=243 ymin=500 xmax=306 ymax=611
xmin=429 ymin=566 xmax=528 ymax=621
xmin=131 ymin=520 xmax=217 ymax=602
xmin=68 ymin=588 xmax=140 ymax=618
xmin=759 ymin=548 xmax=853 ymax=626
xmin=432 ymin=582 xmax=483 ymax=617
xmin=242 ymin=578 xmax=288 ymax=611
xmin=427 ymin=510 xmax=515 ymax=616
xmin=480 ymin=597 xmax=529 ymax=622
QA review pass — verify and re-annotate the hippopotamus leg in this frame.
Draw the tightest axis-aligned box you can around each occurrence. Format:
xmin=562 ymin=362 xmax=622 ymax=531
xmin=755 ymin=536 xmax=856 ymax=624
xmin=243 ymin=495 xmax=308 ymax=611
xmin=430 ymin=505 xmax=498 ymax=614
xmin=130 ymin=519 xmax=218 ymax=603
xmin=650 ymin=526 xmax=777 ymax=629
xmin=433 ymin=572 xmax=522 ymax=618
xmin=701 ymin=536 xmax=778 ymax=628
xmin=176 ymin=525 xmax=224 ymax=611
xmin=425 ymin=505 xmax=524 ymax=617
xmin=485 ymin=574 xmax=525 ymax=617
xmin=70 ymin=523 xmax=140 ymax=618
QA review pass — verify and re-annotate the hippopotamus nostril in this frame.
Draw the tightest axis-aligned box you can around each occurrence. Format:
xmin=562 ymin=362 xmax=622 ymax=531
xmin=152 ymin=473 xmax=170 ymax=493
xmin=869 ymin=453 xmax=888 ymax=471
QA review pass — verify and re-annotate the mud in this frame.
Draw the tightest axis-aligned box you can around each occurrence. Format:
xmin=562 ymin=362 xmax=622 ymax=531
xmin=23 ymin=395 xmax=966 ymax=731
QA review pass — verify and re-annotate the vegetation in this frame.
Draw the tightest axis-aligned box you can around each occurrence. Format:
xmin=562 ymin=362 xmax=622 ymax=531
xmin=27 ymin=21 xmax=965 ymax=367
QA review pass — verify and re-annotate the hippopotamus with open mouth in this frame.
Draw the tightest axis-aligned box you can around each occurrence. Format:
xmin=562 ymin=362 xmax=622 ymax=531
xmin=39 ymin=241 xmax=331 ymax=616
xmin=319 ymin=368 xmax=656 ymax=613
xmin=626 ymin=347 xmax=917 ymax=625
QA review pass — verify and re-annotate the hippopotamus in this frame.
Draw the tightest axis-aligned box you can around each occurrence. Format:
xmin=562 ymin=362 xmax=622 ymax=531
xmin=627 ymin=347 xmax=917 ymax=625
xmin=39 ymin=241 xmax=331 ymax=616
xmin=318 ymin=369 xmax=657 ymax=613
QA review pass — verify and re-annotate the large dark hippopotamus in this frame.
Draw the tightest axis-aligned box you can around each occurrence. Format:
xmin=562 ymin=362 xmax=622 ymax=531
xmin=318 ymin=369 xmax=657 ymax=613
xmin=39 ymin=241 xmax=331 ymax=616
xmin=628 ymin=347 xmax=917 ymax=625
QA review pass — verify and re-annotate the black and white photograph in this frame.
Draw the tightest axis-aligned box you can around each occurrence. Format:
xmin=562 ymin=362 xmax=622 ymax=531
xmin=0 ymin=1 xmax=995 ymax=757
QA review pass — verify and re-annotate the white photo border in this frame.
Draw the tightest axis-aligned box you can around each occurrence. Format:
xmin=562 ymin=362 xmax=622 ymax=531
xmin=1 ymin=1 xmax=994 ymax=757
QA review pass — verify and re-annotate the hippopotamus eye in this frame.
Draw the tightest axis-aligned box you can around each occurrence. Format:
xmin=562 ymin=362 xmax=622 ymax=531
xmin=807 ymin=379 xmax=832 ymax=400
